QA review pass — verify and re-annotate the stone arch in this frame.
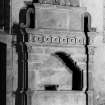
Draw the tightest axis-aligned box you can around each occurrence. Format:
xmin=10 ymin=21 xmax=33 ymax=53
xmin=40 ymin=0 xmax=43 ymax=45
xmin=53 ymin=52 xmax=83 ymax=90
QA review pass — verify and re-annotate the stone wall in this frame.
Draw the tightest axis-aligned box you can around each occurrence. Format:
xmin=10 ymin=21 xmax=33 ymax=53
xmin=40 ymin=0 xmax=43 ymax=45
xmin=88 ymin=32 xmax=105 ymax=105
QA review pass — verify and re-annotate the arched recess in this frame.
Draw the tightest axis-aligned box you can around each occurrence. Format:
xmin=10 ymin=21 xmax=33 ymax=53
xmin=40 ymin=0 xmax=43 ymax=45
xmin=0 ymin=42 xmax=6 ymax=105
xmin=81 ymin=12 xmax=92 ymax=32
xmin=53 ymin=52 xmax=83 ymax=91
xmin=19 ymin=3 xmax=35 ymax=28
xmin=26 ymin=6 xmax=35 ymax=28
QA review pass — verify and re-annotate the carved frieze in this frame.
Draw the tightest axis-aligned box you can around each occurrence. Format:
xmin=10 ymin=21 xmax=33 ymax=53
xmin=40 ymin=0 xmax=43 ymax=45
xmin=26 ymin=29 xmax=86 ymax=47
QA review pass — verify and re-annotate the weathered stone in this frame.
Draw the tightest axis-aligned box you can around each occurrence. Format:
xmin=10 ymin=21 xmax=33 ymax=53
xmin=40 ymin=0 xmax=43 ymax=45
xmin=31 ymin=91 xmax=86 ymax=105
xmin=27 ymin=29 xmax=86 ymax=46
xmin=28 ymin=54 xmax=73 ymax=90
xmin=6 ymin=70 xmax=14 ymax=92
xmin=87 ymin=91 xmax=94 ymax=105
xmin=6 ymin=93 xmax=15 ymax=105
xmin=33 ymin=4 xmax=86 ymax=31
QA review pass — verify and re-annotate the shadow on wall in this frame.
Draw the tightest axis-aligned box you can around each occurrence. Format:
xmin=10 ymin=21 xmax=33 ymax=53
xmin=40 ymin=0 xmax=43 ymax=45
xmin=53 ymin=52 xmax=83 ymax=91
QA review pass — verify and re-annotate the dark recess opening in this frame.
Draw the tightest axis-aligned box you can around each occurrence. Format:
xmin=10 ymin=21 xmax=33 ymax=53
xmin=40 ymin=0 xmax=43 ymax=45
xmin=44 ymin=85 xmax=59 ymax=91
xmin=84 ymin=16 xmax=89 ymax=33
xmin=27 ymin=5 xmax=35 ymax=28
xmin=0 ymin=42 xmax=6 ymax=105
xmin=0 ymin=0 xmax=10 ymax=32
xmin=30 ymin=12 xmax=35 ymax=28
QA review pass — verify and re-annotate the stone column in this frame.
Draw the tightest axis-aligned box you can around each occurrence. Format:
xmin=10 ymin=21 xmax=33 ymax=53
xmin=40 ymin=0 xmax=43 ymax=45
xmin=15 ymin=27 xmax=28 ymax=105
xmin=87 ymin=32 xmax=97 ymax=105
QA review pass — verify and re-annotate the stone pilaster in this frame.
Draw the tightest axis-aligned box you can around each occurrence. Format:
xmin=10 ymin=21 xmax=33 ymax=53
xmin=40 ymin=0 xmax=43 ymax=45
xmin=15 ymin=27 xmax=28 ymax=105
xmin=87 ymin=32 xmax=98 ymax=105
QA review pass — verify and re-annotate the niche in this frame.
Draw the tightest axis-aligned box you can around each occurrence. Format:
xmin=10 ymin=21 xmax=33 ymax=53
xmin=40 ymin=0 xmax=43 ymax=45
xmin=82 ymin=12 xmax=91 ymax=32
xmin=19 ymin=4 xmax=35 ymax=28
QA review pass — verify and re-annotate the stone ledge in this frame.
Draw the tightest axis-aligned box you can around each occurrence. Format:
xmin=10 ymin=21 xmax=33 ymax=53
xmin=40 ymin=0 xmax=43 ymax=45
xmin=33 ymin=3 xmax=87 ymax=10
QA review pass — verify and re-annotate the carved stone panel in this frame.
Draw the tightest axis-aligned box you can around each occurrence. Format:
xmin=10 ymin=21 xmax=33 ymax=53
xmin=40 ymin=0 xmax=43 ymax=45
xmin=27 ymin=29 xmax=86 ymax=46
xmin=27 ymin=29 xmax=86 ymax=91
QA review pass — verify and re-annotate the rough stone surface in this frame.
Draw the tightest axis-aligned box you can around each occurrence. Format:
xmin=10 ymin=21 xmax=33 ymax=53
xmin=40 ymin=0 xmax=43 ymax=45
xmin=34 ymin=4 xmax=86 ymax=31
xmin=31 ymin=91 xmax=86 ymax=105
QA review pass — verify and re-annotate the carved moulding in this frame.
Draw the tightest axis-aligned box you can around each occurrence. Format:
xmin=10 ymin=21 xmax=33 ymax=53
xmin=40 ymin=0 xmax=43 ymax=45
xmin=26 ymin=29 xmax=86 ymax=47
xmin=38 ymin=0 xmax=80 ymax=6
xmin=88 ymin=32 xmax=101 ymax=45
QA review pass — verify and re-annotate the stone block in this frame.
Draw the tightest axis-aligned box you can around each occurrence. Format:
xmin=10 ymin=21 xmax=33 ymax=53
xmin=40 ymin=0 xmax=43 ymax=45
xmin=6 ymin=93 xmax=15 ymax=105
xmin=34 ymin=4 xmax=86 ymax=31
xmin=31 ymin=91 xmax=86 ymax=105
xmin=28 ymin=70 xmax=36 ymax=89
xmin=28 ymin=54 xmax=73 ymax=90
xmin=6 ymin=70 xmax=13 ymax=92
